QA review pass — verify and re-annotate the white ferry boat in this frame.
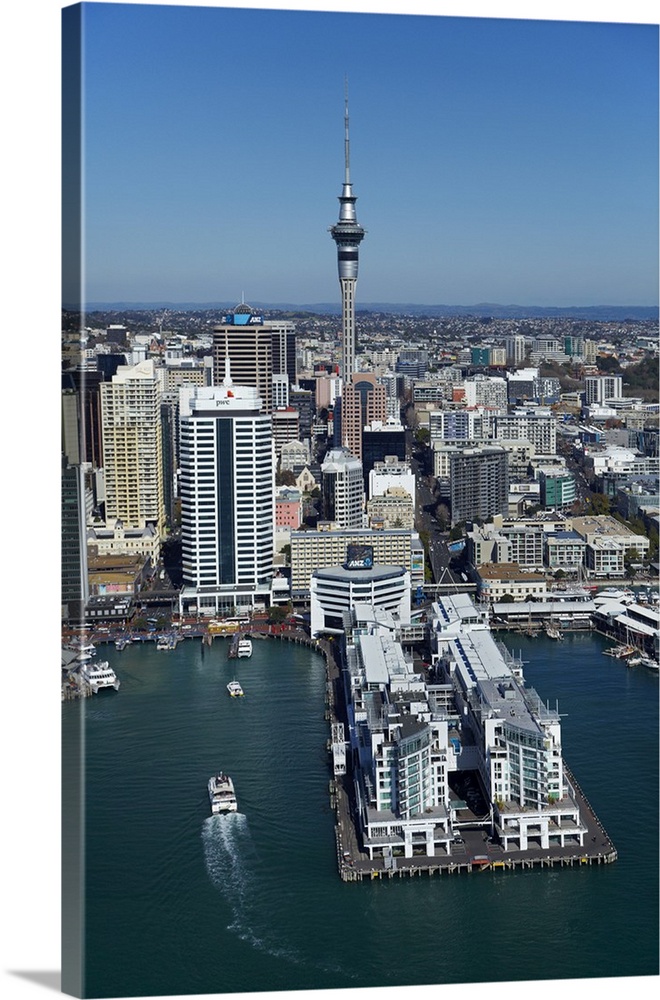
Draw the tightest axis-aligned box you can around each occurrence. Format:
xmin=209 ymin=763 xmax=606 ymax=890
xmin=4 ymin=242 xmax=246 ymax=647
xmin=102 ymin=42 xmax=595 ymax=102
xmin=237 ymin=638 xmax=253 ymax=658
xmin=226 ymin=680 xmax=244 ymax=697
xmin=208 ymin=772 xmax=238 ymax=814
xmin=80 ymin=661 xmax=120 ymax=693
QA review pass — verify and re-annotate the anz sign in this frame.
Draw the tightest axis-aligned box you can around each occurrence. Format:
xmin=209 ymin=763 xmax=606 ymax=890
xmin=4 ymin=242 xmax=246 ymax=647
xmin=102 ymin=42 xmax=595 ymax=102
xmin=223 ymin=312 xmax=264 ymax=326
xmin=345 ymin=544 xmax=374 ymax=570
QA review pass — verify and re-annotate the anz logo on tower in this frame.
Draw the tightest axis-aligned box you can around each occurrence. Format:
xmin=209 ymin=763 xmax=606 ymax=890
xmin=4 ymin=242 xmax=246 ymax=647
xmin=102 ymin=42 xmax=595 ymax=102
xmin=223 ymin=312 xmax=264 ymax=326
xmin=345 ymin=544 xmax=374 ymax=570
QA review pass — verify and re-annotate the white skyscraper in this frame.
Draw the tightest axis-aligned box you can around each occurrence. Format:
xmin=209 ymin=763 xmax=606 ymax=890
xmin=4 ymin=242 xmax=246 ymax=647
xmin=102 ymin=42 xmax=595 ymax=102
xmin=178 ymin=373 xmax=274 ymax=616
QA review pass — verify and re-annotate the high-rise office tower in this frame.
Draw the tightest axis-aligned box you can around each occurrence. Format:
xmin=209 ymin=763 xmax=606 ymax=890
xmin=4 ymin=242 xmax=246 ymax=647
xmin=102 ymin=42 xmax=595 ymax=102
xmin=329 ymin=87 xmax=365 ymax=381
xmin=361 ymin=418 xmax=406 ymax=487
xmin=340 ymin=373 xmax=387 ymax=460
xmin=99 ymin=359 xmax=165 ymax=537
xmin=270 ymin=321 xmax=297 ymax=385
xmin=62 ymin=369 xmax=104 ymax=468
xmin=178 ymin=374 xmax=274 ymax=616
xmin=61 ymin=456 xmax=89 ymax=620
xmin=212 ymin=306 xmax=296 ymax=415
xmin=212 ymin=304 xmax=274 ymax=414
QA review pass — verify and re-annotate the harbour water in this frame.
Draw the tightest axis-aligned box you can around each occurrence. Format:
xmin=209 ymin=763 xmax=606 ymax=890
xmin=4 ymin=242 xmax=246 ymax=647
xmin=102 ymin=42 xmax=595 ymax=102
xmin=62 ymin=630 xmax=658 ymax=998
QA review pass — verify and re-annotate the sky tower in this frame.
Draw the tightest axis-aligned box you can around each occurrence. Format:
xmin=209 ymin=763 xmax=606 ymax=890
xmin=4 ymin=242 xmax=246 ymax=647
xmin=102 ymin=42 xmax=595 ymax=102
xmin=330 ymin=84 xmax=365 ymax=381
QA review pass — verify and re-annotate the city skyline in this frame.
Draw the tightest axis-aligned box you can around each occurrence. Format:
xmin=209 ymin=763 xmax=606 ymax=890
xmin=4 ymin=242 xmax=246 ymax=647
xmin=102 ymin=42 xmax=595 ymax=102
xmin=66 ymin=2 xmax=658 ymax=311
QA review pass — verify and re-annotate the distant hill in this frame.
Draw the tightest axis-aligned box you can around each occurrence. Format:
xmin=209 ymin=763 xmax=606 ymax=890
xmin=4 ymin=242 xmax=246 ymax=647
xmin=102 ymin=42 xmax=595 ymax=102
xmin=75 ymin=300 xmax=658 ymax=321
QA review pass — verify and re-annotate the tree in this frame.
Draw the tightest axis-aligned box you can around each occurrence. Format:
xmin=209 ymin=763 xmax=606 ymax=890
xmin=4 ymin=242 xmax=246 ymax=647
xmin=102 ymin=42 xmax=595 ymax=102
xmin=554 ymin=569 xmax=566 ymax=580
xmin=268 ymin=605 xmax=288 ymax=624
xmin=436 ymin=503 xmax=450 ymax=530
xmin=597 ymin=355 xmax=622 ymax=374
xmin=586 ymin=492 xmax=611 ymax=516
xmin=276 ymin=468 xmax=296 ymax=486
xmin=624 ymin=548 xmax=641 ymax=582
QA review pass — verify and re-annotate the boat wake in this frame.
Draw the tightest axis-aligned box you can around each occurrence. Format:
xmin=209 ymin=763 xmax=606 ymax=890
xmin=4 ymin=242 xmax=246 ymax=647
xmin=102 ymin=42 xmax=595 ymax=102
xmin=201 ymin=813 xmax=301 ymax=961
xmin=201 ymin=814 xmax=354 ymax=978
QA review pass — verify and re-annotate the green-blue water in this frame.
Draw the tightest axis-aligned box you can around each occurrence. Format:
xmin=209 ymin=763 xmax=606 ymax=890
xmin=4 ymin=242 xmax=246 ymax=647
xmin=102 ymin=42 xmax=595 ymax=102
xmin=62 ymin=631 xmax=659 ymax=998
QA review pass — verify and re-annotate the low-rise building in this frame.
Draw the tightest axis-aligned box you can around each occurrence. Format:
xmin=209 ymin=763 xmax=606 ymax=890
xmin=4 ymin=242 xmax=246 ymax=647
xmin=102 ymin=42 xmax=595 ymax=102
xmin=87 ymin=521 xmax=160 ymax=565
xmin=275 ymin=487 xmax=303 ymax=530
xmin=311 ymin=558 xmax=410 ymax=636
xmin=87 ymin=552 xmax=153 ymax=598
xmin=571 ymin=515 xmax=650 ymax=564
xmin=538 ymin=469 xmax=576 ymax=511
xmin=366 ymin=486 xmax=415 ymax=530
xmin=475 ymin=563 xmax=548 ymax=602
xmin=544 ymin=531 xmax=587 ymax=573
xmin=279 ymin=439 xmax=311 ymax=473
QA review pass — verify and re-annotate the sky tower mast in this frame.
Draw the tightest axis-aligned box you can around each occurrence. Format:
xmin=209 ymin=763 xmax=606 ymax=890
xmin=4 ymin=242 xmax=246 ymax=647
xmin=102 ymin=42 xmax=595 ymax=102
xmin=329 ymin=82 xmax=365 ymax=381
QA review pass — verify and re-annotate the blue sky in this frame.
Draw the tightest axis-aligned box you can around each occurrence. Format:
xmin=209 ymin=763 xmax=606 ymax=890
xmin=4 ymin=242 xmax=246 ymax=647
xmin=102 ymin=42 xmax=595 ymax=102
xmin=71 ymin=3 xmax=659 ymax=308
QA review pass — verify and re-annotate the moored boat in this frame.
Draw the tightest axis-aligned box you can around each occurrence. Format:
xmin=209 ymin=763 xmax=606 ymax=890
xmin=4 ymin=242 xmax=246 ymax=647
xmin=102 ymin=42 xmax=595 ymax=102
xmin=208 ymin=772 xmax=238 ymax=814
xmin=237 ymin=638 xmax=253 ymax=658
xmin=79 ymin=660 xmax=120 ymax=693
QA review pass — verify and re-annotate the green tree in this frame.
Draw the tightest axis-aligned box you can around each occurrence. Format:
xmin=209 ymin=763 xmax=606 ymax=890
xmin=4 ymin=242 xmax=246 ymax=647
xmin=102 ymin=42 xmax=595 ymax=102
xmin=586 ymin=492 xmax=612 ymax=516
xmin=276 ymin=468 xmax=296 ymax=486
xmin=624 ymin=548 xmax=641 ymax=582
